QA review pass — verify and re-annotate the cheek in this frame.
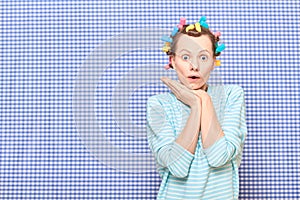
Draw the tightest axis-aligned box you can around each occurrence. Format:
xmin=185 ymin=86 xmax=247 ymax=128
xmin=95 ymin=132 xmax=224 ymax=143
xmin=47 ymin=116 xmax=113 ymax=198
xmin=201 ymin=67 xmax=211 ymax=76
xmin=200 ymin=64 xmax=214 ymax=76
xmin=174 ymin=60 xmax=188 ymax=74
xmin=175 ymin=66 xmax=188 ymax=80
xmin=174 ymin=65 xmax=190 ymax=85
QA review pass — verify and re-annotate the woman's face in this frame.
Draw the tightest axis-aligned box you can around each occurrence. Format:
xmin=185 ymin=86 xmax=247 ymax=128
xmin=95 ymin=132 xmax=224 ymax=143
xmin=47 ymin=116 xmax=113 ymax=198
xmin=171 ymin=34 xmax=215 ymax=90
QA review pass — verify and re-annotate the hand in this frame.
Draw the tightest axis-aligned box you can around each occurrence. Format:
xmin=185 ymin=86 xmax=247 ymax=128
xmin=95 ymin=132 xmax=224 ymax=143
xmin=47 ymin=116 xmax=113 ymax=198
xmin=192 ymin=84 xmax=211 ymax=102
xmin=161 ymin=77 xmax=199 ymax=108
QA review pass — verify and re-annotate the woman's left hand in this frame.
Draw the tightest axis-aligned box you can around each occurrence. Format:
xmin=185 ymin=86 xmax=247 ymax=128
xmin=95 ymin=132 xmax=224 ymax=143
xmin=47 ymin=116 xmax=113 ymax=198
xmin=192 ymin=87 xmax=211 ymax=102
xmin=161 ymin=77 xmax=210 ymax=102
xmin=161 ymin=77 xmax=200 ymax=108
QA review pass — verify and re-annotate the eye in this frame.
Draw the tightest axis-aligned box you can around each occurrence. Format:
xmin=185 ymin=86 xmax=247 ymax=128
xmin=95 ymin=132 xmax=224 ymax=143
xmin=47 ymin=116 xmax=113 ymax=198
xmin=181 ymin=54 xmax=190 ymax=61
xmin=199 ymin=55 xmax=208 ymax=62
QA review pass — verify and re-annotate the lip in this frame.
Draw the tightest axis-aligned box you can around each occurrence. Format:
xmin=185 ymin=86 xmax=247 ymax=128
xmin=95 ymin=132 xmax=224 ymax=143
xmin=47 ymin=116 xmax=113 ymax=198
xmin=187 ymin=76 xmax=201 ymax=82
xmin=188 ymin=75 xmax=201 ymax=78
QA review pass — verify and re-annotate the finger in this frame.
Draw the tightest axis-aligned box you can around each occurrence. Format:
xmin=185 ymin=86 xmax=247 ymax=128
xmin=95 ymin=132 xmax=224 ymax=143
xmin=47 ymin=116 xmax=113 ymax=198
xmin=169 ymin=79 xmax=189 ymax=91
xmin=160 ymin=77 xmax=180 ymax=94
xmin=160 ymin=77 xmax=172 ymax=88
xmin=172 ymin=80 xmax=196 ymax=96
xmin=160 ymin=76 xmax=172 ymax=82
xmin=169 ymin=80 xmax=189 ymax=94
xmin=169 ymin=79 xmax=183 ymax=88
xmin=192 ymin=90 xmax=205 ymax=98
xmin=160 ymin=77 xmax=172 ymax=89
xmin=195 ymin=89 xmax=207 ymax=96
xmin=168 ymin=81 xmax=181 ymax=96
xmin=160 ymin=76 xmax=168 ymax=84
xmin=192 ymin=90 xmax=202 ymax=98
xmin=160 ymin=77 xmax=175 ymax=88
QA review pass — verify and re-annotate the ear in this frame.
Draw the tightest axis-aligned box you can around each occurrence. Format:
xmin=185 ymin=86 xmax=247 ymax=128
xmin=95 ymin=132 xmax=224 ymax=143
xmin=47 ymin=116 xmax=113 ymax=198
xmin=169 ymin=55 xmax=176 ymax=70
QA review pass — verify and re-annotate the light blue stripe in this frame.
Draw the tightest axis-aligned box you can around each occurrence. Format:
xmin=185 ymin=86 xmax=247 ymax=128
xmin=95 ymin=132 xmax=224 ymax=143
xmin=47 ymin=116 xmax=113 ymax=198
xmin=147 ymin=85 xmax=247 ymax=199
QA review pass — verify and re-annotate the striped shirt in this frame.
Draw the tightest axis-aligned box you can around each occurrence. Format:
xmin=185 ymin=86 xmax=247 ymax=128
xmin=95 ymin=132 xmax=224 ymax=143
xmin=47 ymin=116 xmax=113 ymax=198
xmin=146 ymin=85 xmax=247 ymax=200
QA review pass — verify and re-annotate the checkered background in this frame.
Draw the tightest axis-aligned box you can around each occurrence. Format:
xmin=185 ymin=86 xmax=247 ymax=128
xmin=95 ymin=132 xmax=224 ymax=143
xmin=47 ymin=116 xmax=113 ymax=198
xmin=1 ymin=1 xmax=299 ymax=199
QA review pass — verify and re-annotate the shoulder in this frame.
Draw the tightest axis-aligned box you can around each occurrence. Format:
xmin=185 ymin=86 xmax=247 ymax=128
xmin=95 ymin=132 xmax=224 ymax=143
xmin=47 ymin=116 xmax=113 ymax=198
xmin=224 ymin=85 xmax=245 ymax=97
xmin=223 ymin=85 xmax=246 ymax=107
xmin=209 ymin=85 xmax=245 ymax=100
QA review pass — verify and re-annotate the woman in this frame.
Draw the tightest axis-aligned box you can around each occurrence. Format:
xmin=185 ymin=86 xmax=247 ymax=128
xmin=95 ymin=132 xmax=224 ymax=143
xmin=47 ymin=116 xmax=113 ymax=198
xmin=146 ymin=17 xmax=247 ymax=199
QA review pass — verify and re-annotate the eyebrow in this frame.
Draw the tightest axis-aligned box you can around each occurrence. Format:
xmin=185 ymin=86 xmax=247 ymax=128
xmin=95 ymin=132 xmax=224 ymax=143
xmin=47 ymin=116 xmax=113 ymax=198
xmin=178 ymin=49 xmax=211 ymax=54
xmin=199 ymin=49 xmax=210 ymax=54
xmin=178 ymin=49 xmax=191 ymax=54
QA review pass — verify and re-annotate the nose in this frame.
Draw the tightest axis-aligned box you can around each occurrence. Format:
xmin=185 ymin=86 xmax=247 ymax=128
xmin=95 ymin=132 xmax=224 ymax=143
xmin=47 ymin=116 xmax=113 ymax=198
xmin=188 ymin=59 xmax=199 ymax=71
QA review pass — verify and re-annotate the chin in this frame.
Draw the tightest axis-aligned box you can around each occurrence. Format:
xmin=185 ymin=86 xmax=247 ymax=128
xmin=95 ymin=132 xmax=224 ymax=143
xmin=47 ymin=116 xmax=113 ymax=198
xmin=180 ymin=78 xmax=205 ymax=90
xmin=185 ymin=83 xmax=199 ymax=90
xmin=189 ymin=82 xmax=206 ymax=90
xmin=193 ymin=86 xmax=200 ymax=90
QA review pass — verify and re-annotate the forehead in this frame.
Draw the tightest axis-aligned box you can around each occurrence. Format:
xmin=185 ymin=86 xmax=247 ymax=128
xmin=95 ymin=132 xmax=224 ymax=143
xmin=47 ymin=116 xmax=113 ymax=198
xmin=175 ymin=34 xmax=213 ymax=54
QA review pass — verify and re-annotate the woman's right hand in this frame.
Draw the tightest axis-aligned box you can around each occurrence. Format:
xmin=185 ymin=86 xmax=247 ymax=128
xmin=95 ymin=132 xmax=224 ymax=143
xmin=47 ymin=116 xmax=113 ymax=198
xmin=161 ymin=77 xmax=201 ymax=109
xmin=192 ymin=86 xmax=211 ymax=103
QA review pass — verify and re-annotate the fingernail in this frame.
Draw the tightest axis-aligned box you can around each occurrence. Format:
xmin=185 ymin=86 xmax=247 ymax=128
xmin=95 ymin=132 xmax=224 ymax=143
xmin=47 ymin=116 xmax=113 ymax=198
xmin=160 ymin=77 xmax=167 ymax=82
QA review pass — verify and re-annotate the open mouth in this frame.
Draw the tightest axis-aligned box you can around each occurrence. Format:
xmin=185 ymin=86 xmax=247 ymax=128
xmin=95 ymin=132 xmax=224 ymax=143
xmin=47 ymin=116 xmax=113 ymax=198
xmin=188 ymin=75 xmax=200 ymax=79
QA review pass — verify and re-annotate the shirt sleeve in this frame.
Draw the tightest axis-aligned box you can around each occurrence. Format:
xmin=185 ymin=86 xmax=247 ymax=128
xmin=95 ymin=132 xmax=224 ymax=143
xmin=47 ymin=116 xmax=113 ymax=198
xmin=203 ymin=85 xmax=247 ymax=168
xmin=146 ymin=95 xmax=194 ymax=178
